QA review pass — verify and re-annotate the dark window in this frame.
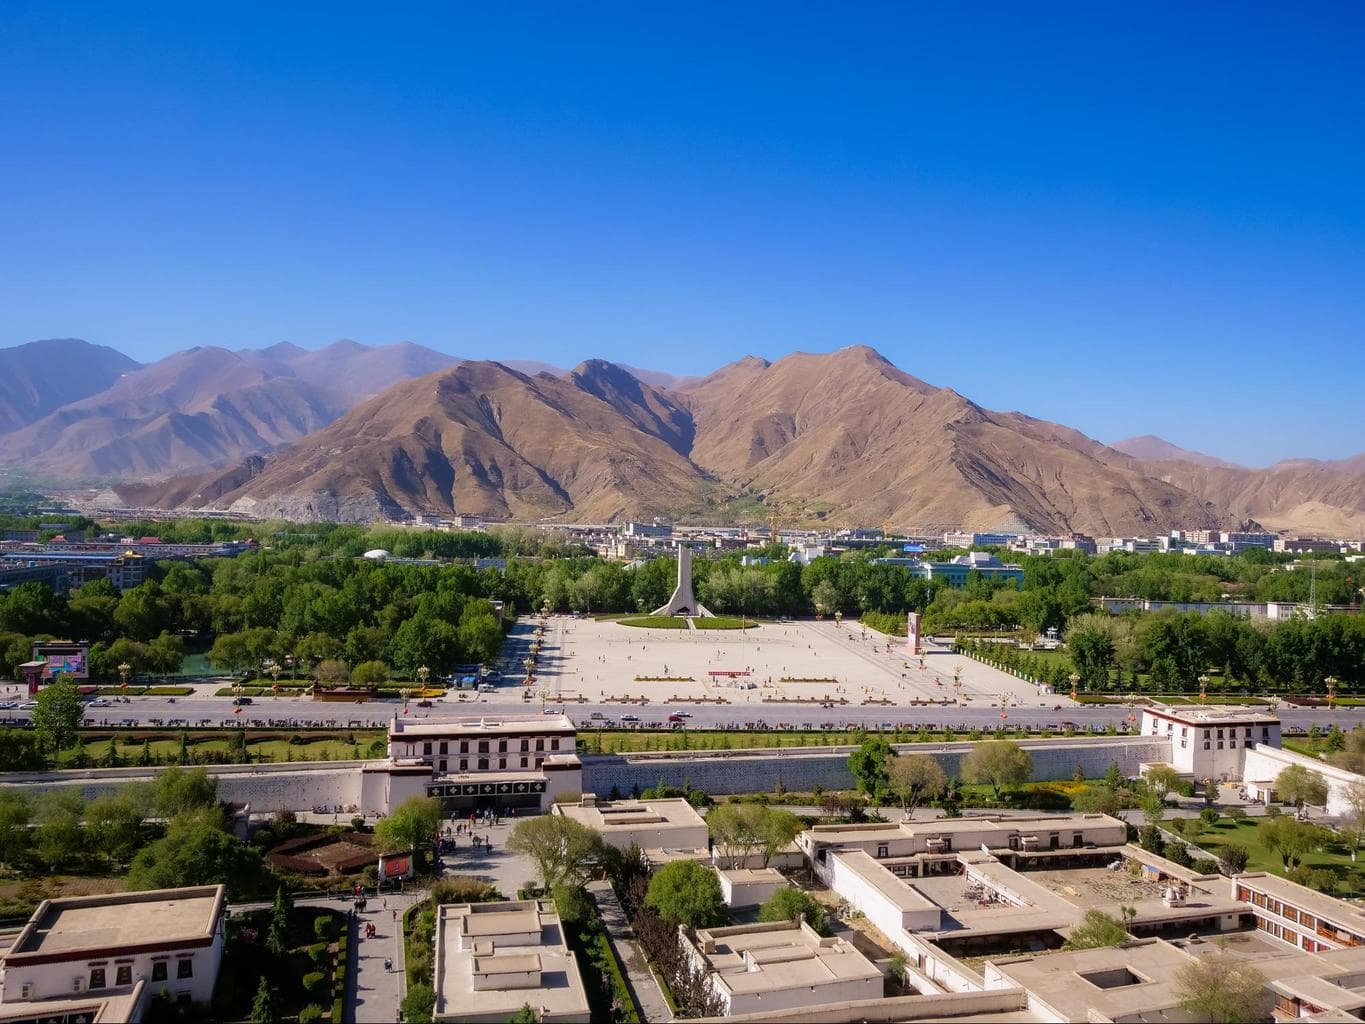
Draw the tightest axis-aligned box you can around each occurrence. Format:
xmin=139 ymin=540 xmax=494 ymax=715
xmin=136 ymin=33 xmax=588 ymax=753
xmin=520 ymin=739 xmax=529 ymax=752
xmin=1204 ymin=741 xmax=1211 ymax=750
xmin=152 ymin=962 xmax=168 ymax=982
xmin=536 ymin=739 xmax=544 ymax=751
xmin=478 ymin=758 xmax=489 ymax=770
xmin=116 ymin=965 xmax=132 ymax=986
xmin=478 ymin=740 xmax=489 ymax=754
xmin=877 ymin=844 xmax=889 ymax=858
xmin=499 ymin=758 xmax=507 ymax=769
xmin=177 ymin=959 xmax=193 ymax=979
xmin=535 ymin=756 xmax=544 ymax=768
xmin=89 ymin=968 xmax=107 ymax=990
xmin=459 ymin=758 xmax=468 ymax=771
xmin=439 ymin=742 xmax=448 ymax=755
xmin=460 ymin=741 xmax=468 ymax=754
xmin=551 ymin=738 xmax=560 ymax=751
xmin=438 ymin=759 xmax=447 ymax=772
xmin=422 ymin=742 xmax=432 ymax=756
xmin=521 ymin=757 xmax=528 ymax=768
xmin=498 ymin=740 xmax=507 ymax=753
xmin=1217 ymin=741 xmax=1224 ymax=749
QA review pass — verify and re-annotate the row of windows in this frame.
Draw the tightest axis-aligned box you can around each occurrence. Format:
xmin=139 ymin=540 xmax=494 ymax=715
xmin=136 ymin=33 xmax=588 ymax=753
xmin=420 ymin=737 xmax=561 ymax=756
xmin=1237 ymin=886 xmax=1365 ymax=947
xmin=88 ymin=959 xmax=191 ymax=989
xmin=1152 ymin=722 xmax=1271 ymax=741
xmin=437 ymin=756 xmax=544 ymax=773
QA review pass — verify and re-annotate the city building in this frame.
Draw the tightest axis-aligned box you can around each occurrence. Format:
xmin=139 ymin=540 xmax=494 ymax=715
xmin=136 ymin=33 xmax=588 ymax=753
xmin=681 ymin=919 xmax=882 ymax=1015
xmin=0 ymin=886 xmax=226 ymax=1015
xmin=942 ymin=532 xmax=1017 ymax=548
xmin=363 ymin=715 xmax=583 ymax=815
xmin=1139 ymin=705 xmax=1281 ymax=779
xmin=716 ymin=869 xmax=788 ymax=909
xmin=552 ymin=794 xmax=710 ymax=851
xmin=432 ymin=899 xmax=590 ymax=1023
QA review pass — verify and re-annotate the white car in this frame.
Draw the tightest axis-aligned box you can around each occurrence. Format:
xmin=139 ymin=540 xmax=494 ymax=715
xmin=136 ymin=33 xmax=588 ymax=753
xmin=0 ymin=700 xmax=15 ymax=709
xmin=18 ymin=701 xmax=38 ymax=710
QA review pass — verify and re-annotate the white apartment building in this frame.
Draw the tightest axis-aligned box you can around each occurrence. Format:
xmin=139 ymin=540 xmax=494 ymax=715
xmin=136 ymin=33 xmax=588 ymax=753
xmin=0 ymin=886 xmax=226 ymax=1012
xmin=1139 ymin=705 xmax=1280 ymax=779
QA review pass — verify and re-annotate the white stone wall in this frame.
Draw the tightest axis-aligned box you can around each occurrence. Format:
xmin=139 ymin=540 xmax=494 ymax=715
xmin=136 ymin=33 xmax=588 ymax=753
xmin=1241 ymin=744 xmax=1363 ymax=817
xmin=828 ymin=852 xmax=941 ymax=933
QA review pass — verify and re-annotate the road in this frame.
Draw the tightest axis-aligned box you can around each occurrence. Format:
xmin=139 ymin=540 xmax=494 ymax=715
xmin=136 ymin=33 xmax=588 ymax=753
xmin=4 ymin=690 xmax=1359 ymax=735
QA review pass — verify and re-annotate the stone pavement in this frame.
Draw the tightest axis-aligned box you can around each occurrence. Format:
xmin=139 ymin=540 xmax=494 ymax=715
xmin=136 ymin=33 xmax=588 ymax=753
xmin=586 ymin=880 xmax=674 ymax=1023
xmin=350 ymin=891 xmax=423 ymax=1024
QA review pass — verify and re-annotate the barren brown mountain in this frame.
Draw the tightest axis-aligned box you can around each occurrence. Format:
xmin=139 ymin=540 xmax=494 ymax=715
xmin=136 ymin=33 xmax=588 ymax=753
xmin=0 ymin=339 xmax=139 ymax=433
xmin=121 ymin=361 xmax=725 ymax=522
xmin=121 ymin=345 xmax=1291 ymax=534
xmin=0 ymin=340 xmax=457 ymax=478
xmin=678 ymin=346 xmax=1226 ymax=535
xmin=1110 ymin=434 xmax=1241 ymax=470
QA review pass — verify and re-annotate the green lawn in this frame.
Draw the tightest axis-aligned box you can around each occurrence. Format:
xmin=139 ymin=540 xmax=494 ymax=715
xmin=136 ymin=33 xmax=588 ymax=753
xmin=62 ymin=729 xmax=387 ymax=766
xmin=617 ymin=614 xmax=756 ymax=629
xmin=1193 ymin=817 xmax=1365 ymax=895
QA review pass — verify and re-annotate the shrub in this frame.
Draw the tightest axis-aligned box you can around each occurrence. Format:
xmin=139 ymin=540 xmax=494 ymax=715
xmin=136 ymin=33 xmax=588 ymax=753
xmin=332 ymin=998 xmax=343 ymax=1022
xmin=429 ymin=876 xmax=501 ymax=905
xmin=1163 ymin=842 xmax=1194 ymax=868
xmin=1192 ymin=858 xmax=1220 ymax=876
xmin=1218 ymin=843 xmax=1250 ymax=875
xmin=1199 ymin=807 xmax=1220 ymax=826
xmin=401 ymin=984 xmax=436 ymax=1024
xmin=308 ymin=942 xmax=328 ymax=966
xmin=302 ymin=971 xmax=325 ymax=994
xmin=1225 ymin=806 xmax=1247 ymax=821
xmin=298 ymin=1006 xmax=324 ymax=1024
xmin=1288 ymin=866 xmax=1338 ymax=894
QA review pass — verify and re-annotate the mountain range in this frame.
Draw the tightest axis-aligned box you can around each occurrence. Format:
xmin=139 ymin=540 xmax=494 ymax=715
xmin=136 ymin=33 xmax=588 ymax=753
xmin=1 ymin=338 xmax=1361 ymax=535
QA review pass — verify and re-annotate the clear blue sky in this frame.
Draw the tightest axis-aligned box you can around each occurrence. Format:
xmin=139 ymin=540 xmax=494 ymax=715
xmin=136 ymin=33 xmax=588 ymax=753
xmin=1 ymin=3 xmax=1361 ymax=466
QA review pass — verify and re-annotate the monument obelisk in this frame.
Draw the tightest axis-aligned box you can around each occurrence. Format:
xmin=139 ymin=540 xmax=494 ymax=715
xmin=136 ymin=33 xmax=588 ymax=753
xmin=652 ymin=541 xmax=713 ymax=617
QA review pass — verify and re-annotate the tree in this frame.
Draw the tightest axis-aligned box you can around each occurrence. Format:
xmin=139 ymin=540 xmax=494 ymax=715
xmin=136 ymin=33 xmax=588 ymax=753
xmin=506 ymin=815 xmax=604 ymax=891
xmin=1275 ymin=764 xmax=1328 ymax=809
xmin=757 ymin=887 xmax=829 ymax=935
xmin=506 ymin=1005 xmax=537 ymax=1024
xmin=847 ymin=735 xmax=893 ymax=803
xmin=1062 ymin=909 xmax=1129 ymax=950
xmin=350 ymin=660 xmax=389 ymax=686
xmin=1143 ymin=765 xmax=1182 ymax=802
xmin=151 ymin=766 xmax=219 ymax=818
xmin=249 ymin=977 xmax=277 ymax=1024
xmin=1066 ymin=615 xmax=1119 ymax=688
xmin=32 ymin=679 xmax=84 ymax=753
xmin=0 ymin=790 xmax=30 ymax=869
xmin=401 ymin=984 xmax=436 ymax=1024
xmin=34 ymin=790 xmax=85 ymax=870
xmin=374 ymin=796 xmax=444 ymax=862
xmin=1258 ymin=817 xmax=1319 ymax=870
xmin=886 ymin=753 xmax=947 ymax=817
xmin=1071 ymin=787 xmax=1121 ymax=816
xmin=810 ymin=578 xmax=841 ymax=617
xmin=708 ymin=804 xmax=802 ymax=868
xmin=1174 ymin=945 xmax=1272 ymax=1024
xmin=127 ymin=810 xmax=264 ymax=899
xmin=86 ymin=793 xmax=144 ymax=867
xmin=645 ymin=859 xmax=726 ymax=928
xmin=1103 ymin=761 xmax=1124 ymax=789
xmin=0 ymin=728 xmax=47 ymax=771
xmin=961 ymin=740 xmax=1033 ymax=799
xmin=1343 ymin=779 xmax=1365 ymax=832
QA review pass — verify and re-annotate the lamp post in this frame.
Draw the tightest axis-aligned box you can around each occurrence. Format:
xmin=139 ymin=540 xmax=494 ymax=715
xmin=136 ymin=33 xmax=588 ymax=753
xmin=1326 ymin=676 xmax=1338 ymax=708
xmin=117 ymin=661 xmax=131 ymax=690
xmin=417 ymin=665 xmax=430 ymax=691
xmin=399 ymin=687 xmax=412 ymax=715
xmin=1198 ymin=674 xmax=1210 ymax=704
xmin=834 ymin=610 xmax=843 ymax=630
xmin=953 ymin=666 xmax=963 ymax=704
xmin=267 ymin=659 xmax=281 ymax=696
xmin=1069 ymin=672 xmax=1081 ymax=704
xmin=285 ymin=654 xmax=295 ymax=680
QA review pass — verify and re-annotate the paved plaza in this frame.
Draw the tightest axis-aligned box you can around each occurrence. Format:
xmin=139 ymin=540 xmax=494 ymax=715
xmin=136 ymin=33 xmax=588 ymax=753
xmin=521 ymin=614 xmax=1067 ymax=709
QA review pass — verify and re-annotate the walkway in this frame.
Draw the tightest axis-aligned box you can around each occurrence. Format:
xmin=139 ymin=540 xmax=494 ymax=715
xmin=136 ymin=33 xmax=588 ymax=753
xmin=586 ymin=880 xmax=673 ymax=1023
xmin=351 ymin=891 xmax=423 ymax=1024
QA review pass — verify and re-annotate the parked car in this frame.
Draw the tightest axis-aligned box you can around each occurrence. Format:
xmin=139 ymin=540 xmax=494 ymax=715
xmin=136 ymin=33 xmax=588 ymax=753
xmin=620 ymin=714 xmax=640 ymax=723
xmin=233 ymin=696 xmax=253 ymax=706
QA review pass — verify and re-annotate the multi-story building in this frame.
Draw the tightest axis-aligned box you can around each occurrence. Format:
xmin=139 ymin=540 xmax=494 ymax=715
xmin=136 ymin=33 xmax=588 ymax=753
xmin=681 ymin=920 xmax=882 ymax=1015
xmin=1139 ymin=705 xmax=1280 ymax=780
xmin=432 ymin=900 xmax=590 ymax=1022
xmin=362 ymin=715 xmax=582 ymax=815
xmin=1233 ymin=872 xmax=1365 ymax=954
xmin=0 ymin=886 xmax=226 ymax=1014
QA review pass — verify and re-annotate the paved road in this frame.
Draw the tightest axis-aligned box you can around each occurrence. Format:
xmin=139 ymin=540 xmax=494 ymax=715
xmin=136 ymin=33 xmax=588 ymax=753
xmin=15 ymin=691 xmax=1359 ymax=735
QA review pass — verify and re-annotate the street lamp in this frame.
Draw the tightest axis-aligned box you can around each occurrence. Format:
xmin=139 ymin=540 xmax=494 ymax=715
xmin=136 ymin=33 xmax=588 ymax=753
xmin=953 ymin=666 xmax=964 ymax=704
xmin=1198 ymin=674 xmax=1210 ymax=704
xmin=399 ymin=687 xmax=412 ymax=715
xmin=1069 ymin=672 xmax=1081 ymax=703
xmin=117 ymin=662 xmax=131 ymax=690
xmin=834 ymin=610 xmax=843 ymax=630
xmin=417 ymin=665 xmax=430 ymax=691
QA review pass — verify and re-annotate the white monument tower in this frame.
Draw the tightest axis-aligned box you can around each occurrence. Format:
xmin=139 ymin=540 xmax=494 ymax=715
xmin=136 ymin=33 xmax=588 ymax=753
xmin=652 ymin=541 xmax=713 ymax=617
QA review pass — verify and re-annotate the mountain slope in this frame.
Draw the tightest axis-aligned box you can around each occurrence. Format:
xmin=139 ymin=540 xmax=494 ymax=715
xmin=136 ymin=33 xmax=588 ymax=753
xmin=1111 ymin=435 xmax=1241 ymax=469
xmin=122 ymin=361 xmax=726 ymax=522
xmin=678 ymin=346 xmax=1225 ymax=535
xmin=0 ymin=339 xmax=140 ymax=433
xmin=0 ymin=341 xmax=459 ymax=478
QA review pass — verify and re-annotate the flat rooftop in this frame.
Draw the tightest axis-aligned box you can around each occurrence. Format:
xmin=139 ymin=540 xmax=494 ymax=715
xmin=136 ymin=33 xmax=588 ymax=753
xmin=555 ymin=796 xmax=707 ymax=834
xmin=4 ymin=886 xmax=225 ymax=962
xmin=1143 ymin=704 xmax=1280 ymax=726
xmin=693 ymin=920 xmax=881 ymax=998
xmin=804 ymin=812 xmax=1123 ymax=847
xmin=391 ymin=714 xmax=576 ymax=738
xmin=435 ymin=900 xmax=589 ymax=1022
xmin=1236 ymin=872 xmax=1365 ymax=933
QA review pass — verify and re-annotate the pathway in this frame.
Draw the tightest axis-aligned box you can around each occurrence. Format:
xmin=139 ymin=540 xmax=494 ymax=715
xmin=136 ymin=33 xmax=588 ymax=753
xmin=351 ymin=891 xmax=423 ymax=1024
xmin=586 ymin=880 xmax=673 ymax=1023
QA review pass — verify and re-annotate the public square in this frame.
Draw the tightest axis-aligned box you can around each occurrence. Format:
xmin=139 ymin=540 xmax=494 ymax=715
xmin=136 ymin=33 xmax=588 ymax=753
xmin=513 ymin=614 xmax=1065 ymax=710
